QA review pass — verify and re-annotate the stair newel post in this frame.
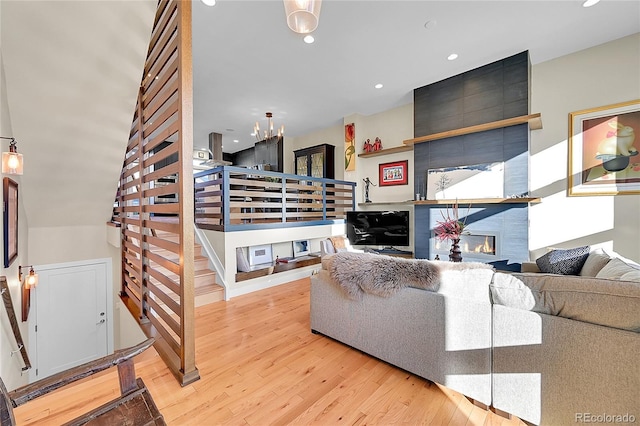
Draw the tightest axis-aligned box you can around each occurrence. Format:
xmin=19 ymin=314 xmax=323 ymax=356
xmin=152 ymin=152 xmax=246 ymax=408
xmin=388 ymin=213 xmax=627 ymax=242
xmin=177 ymin=0 xmax=199 ymax=385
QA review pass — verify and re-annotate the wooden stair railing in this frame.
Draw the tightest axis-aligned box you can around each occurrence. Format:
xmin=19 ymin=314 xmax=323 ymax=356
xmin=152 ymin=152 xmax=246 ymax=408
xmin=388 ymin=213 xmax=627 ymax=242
xmin=1 ymin=338 xmax=164 ymax=425
xmin=0 ymin=277 xmax=31 ymax=372
xmin=194 ymin=166 xmax=357 ymax=231
xmin=111 ymin=0 xmax=198 ymax=386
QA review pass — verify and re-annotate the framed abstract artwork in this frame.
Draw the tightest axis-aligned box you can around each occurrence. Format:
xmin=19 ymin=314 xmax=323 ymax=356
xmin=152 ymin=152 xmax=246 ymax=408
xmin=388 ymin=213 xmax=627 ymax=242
xmin=3 ymin=177 xmax=18 ymax=268
xmin=568 ymin=99 xmax=640 ymax=196
xmin=379 ymin=160 xmax=408 ymax=186
xmin=292 ymin=239 xmax=310 ymax=258
xmin=345 ymin=123 xmax=356 ymax=171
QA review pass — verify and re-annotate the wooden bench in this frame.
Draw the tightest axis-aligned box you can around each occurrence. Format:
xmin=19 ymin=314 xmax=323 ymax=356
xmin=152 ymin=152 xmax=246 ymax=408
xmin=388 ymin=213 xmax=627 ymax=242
xmin=0 ymin=338 xmax=165 ymax=425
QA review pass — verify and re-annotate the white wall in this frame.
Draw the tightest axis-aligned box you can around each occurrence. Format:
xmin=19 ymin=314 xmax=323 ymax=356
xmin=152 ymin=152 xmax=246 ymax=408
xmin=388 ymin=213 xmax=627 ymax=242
xmin=529 ymin=33 xmax=640 ymax=260
xmin=0 ymin=17 xmax=31 ymax=390
xmin=285 ymin=123 xmax=344 ymax=179
xmin=288 ymin=105 xmax=415 ymax=202
xmin=344 ymin=105 xmax=415 ymax=205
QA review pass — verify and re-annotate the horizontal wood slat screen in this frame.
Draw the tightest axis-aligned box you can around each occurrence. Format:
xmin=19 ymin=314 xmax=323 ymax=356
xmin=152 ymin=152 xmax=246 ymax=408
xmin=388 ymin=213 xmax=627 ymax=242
xmin=111 ymin=0 xmax=198 ymax=386
xmin=194 ymin=166 xmax=356 ymax=231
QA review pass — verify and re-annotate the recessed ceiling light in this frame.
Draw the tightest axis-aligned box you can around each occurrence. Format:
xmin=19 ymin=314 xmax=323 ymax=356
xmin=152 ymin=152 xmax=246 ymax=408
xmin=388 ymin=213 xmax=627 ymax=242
xmin=233 ymin=139 xmax=239 ymax=143
xmin=225 ymin=128 xmax=234 ymax=132
xmin=303 ymin=35 xmax=315 ymax=44
xmin=374 ymin=83 xmax=383 ymax=89
xmin=582 ymin=0 xmax=600 ymax=7
xmin=201 ymin=0 xmax=216 ymax=6
xmin=447 ymin=53 xmax=458 ymax=61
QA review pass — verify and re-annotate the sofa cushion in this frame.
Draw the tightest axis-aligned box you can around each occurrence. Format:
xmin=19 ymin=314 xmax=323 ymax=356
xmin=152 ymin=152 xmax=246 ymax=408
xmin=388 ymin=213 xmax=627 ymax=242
xmin=579 ymin=248 xmax=612 ymax=277
xmin=490 ymin=272 xmax=640 ymax=332
xmin=596 ymin=257 xmax=640 ymax=282
xmin=490 ymin=273 xmax=536 ymax=310
xmin=535 ymin=246 xmax=589 ymax=275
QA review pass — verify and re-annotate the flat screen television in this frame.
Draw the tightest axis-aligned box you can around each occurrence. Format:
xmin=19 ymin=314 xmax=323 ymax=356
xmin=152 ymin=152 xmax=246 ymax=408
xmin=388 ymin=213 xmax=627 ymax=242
xmin=346 ymin=210 xmax=410 ymax=247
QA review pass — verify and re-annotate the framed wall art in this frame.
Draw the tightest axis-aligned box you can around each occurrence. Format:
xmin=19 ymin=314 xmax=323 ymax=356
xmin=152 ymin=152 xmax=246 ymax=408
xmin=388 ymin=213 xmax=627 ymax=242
xmin=248 ymin=244 xmax=273 ymax=266
xmin=427 ymin=162 xmax=504 ymax=200
xmin=379 ymin=160 xmax=408 ymax=186
xmin=3 ymin=177 xmax=18 ymax=268
xmin=292 ymin=239 xmax=310 ymax=258
xmin=568 ymin=99 xmax=640 ymax=196
xmin=345 ymin=123 xmax=356 ymax=171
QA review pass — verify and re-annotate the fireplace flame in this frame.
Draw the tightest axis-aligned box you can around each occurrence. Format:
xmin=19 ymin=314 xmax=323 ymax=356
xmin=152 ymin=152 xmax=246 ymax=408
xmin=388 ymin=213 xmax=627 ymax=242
xmin=464 ymin=236 xmax=495 ymax=254
xmin=434 ymin=234 xmax=496 ymax=256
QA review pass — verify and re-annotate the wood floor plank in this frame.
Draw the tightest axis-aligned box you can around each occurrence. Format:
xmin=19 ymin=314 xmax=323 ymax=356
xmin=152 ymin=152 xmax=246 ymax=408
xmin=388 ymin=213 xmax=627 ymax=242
xmin=14 ymin=277 xmax=525 ymax=425
xmin=467 ymin=404 xmax=491 ymax=426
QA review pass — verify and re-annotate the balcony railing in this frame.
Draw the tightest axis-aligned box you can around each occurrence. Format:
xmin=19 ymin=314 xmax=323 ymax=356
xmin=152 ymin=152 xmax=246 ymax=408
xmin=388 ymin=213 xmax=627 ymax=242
xmin=194 ymin=166 xmax=356 ymax=231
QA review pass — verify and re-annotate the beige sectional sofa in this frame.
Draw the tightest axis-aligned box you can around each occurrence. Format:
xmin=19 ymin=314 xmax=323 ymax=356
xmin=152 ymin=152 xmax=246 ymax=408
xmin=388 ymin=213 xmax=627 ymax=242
xmin=311 ymin=260 xmax=496 ymax=406
xmin=490 ymin=248 xmax=640 ymax=425
xmin=310 ymin=249 xmax=640 ymax=425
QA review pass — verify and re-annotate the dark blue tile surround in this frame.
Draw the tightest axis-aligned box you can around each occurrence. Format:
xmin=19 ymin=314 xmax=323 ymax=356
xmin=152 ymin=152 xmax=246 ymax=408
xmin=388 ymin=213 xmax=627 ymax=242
xmin=412 ymin=52 xmax=531 ymax=265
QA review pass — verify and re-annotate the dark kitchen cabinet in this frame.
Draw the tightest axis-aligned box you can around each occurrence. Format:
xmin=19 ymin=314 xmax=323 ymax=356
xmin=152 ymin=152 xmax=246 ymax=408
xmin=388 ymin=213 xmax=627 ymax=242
xmin=293 ymin=144 xmax=335 ymax=179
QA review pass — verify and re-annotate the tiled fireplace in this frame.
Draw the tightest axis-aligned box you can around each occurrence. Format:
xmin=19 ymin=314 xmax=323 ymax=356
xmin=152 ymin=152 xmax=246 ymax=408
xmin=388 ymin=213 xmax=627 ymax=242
xmin=431 ymin=231 xmax=499 ymax=261
xmin=412 ymin=51 xmax=532 ymax=267
xmin=420 ymin=202 xmax=530 ymax=265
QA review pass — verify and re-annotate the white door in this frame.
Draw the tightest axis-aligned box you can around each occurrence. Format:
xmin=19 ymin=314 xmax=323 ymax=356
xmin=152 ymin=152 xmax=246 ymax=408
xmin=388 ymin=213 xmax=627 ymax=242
xmin=33 ymin=261 xmax=110 ymax=379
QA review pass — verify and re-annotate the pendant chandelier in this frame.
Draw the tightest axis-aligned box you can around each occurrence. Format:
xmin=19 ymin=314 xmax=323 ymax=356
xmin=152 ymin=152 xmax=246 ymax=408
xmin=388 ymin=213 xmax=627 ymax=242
xmin=283 ymin=0 xmax=322 ymax=34
xmin=254 ymin=112 xmax=284 ymax=142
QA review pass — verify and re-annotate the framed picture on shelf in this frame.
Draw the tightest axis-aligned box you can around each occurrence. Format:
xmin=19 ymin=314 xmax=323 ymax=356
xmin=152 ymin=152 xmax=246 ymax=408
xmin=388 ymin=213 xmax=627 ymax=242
xmin=379 ymin=160 xmax=408 ymax=186
xmin=248 ymin=244 xmax=273 ymax=266
xmin=568 ymin=99 xmax=640 ymax=196
xmin=292 ymin=239 xmax=310 ymax=258
xmin=427 ymin=162 xmax=504 ymax=200
xmin=3 ymin=177 xmax=18 ymax=268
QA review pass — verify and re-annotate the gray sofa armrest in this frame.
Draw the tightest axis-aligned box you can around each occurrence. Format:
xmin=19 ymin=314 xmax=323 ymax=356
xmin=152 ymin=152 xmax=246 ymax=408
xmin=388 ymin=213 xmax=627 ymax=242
xmin=310 ymin=270 xmax=492 ymax=405
xmin=520 ymin=261 xmax=540 ymax=273
xmin=493 ymin=305 xmax=640 ymax=425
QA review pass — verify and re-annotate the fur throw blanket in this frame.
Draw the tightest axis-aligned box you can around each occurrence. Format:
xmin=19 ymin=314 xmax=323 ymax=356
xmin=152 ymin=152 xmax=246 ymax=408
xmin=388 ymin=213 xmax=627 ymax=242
xmin=326 ymin=251 xmax=493 ymax=300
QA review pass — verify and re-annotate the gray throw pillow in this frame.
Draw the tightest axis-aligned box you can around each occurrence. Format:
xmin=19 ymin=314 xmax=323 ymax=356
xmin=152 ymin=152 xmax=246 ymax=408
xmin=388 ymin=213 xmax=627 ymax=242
xmin=579 ymin=248 xmax=612 ymax=277
xmin=535 ymin=246 xmax=590 ymax=275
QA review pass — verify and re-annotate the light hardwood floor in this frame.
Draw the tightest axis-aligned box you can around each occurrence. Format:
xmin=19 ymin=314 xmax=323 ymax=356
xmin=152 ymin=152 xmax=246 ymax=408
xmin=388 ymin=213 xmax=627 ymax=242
xmin=15 ymin=278 xmax=525 ymax=425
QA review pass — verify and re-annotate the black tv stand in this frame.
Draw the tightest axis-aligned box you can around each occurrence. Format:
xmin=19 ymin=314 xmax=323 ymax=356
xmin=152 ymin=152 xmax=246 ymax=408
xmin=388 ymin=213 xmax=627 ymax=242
xmin=372 ymin=247 xmax=413 ymax=258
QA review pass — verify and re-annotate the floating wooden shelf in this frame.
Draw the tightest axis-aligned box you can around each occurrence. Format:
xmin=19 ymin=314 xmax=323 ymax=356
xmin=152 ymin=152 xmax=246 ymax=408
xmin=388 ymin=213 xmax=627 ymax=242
xmin=236 ymin=255 xmax=321 ymax=282
xmin=358 ymin=198 xmax=541 ymax=206
xmin=358 ymin=201 xmax=414 ymax=206
xmin=358 ymin=145 xmax=413 ymax=158
xmin=413 ymin=197 xmax=541 ymax=205
xmin=403 ymin=113 xmax=542 ymax=146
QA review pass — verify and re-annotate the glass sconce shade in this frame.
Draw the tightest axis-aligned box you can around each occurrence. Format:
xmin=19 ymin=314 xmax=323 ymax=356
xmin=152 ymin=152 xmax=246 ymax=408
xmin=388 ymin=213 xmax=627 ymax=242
xmin=2 ymin=150 xmax=23 ymax=175
xmin=25 ymin=270 xmax=38 ymax=289
xmin=19 ymin=265 xmax=38 ymax=289
xmin=283 ymin=0 xmax=322 ymax=34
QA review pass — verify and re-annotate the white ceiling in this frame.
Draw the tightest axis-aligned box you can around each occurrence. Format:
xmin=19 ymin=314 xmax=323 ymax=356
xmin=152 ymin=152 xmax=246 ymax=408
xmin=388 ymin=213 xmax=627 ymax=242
xmin=1 ymin=0 xmax=638 ymax=229
xmin=192 ymin=0 xmax=640 ymax=154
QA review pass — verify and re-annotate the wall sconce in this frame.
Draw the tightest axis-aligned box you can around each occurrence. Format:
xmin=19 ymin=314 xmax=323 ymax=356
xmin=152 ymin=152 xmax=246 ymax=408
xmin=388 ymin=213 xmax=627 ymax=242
xmin=19 ymin=265 xmax=37 ymax=322
xmin=1 ymin=137 xmax=24 ymax=175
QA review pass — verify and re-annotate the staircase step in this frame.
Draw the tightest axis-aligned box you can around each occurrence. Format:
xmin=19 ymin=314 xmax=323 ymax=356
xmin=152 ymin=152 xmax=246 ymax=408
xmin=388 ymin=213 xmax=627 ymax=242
xmin=195 ymin=283 xmax=224 ymax=307
xmin=146 ymin=280 xmax=224 ymax=309
xmin=127 ymin=220 xmax=223 ymax=307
